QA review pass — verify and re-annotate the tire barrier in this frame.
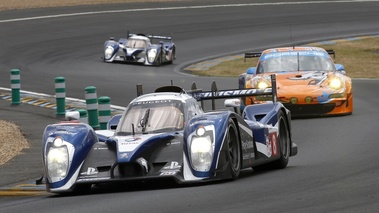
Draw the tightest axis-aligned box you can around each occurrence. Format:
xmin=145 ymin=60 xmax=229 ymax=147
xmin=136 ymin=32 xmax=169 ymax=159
xmin=55 ymin=77 xmax=66 ymax=117
xmin=5 ymin=71 xmax=123 ymax=129
xmin=85 ymin=86 xmax=99 ymax=129
xmin=98 ymin=96 xmax=111 ymax=130
xmin=77 ymin=108 xmax=88 ymax=124
xmin=10 ymin=69 xmax=20 ymax=105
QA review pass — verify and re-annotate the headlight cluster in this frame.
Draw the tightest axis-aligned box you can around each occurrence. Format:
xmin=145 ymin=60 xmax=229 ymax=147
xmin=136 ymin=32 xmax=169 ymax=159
xmin=329 ymin=77 xmax=343 ymax=90
xmin=247 ymin=77 xmax=271 ymax=89
xmin=147 ymin=49 xmax=157 ymax=63
xmin=46 ymin=137 xmax=72 ymax=182
xmin=104 ymin=46 xmax=114 ymax=60
xmin=189 ymin=125 xmax=215 ymax=172
xmin=257 ymin=80 xmax=270 ymax=89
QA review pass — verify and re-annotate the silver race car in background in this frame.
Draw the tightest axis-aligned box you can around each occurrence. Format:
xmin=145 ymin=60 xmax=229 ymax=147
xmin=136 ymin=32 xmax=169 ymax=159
xmin=103 ymin=32 xmax=176 ymax=66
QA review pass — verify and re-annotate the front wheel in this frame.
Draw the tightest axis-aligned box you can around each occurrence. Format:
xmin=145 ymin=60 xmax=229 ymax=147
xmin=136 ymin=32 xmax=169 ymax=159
xmin=226 ymin=119 xmax=241 ymax=180
xmin=168 ymin=48 xmax=175 ymax=64
xmin=271 ymin=110 xmax=290 ymax=169
xmin=253 ymin=110 xmax=290 ymax=170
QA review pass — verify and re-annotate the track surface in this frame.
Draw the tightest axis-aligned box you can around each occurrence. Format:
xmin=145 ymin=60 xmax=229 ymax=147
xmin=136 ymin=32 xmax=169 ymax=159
xmin=1 ymin=0 xmax=379 ymax=212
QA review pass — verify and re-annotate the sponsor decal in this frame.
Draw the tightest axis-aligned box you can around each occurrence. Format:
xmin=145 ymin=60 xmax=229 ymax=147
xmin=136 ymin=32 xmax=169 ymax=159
xmin=167 ymin=141 xmax=181 ymax=145
xmin=318 ymin=91 xmax=331 ymax=103
xmin=262 ymin=51 xmax=326 ymax=60
xmin=77 ymin=177 xmax=110 ymax=182
xmin=160 ymin=170 xmax=178 ymax=176
xmin=119 ymin=152 xmax=129 ymax=158
xmin=161 ymin=161 xmax=181 ymax=176
xmin=124 ymin=137 xmax=141 ymax=142
xmin=132 ymin=100 xmax=172 ymax=105
xmin=94 ymin=147 xmax=108 ymax=150
xmin=288 ymin=72 xmax=327 ymax=84
xmin=189 ymin=120 xmax=214 ymax=127
xmin=242 ymin=140 xmax=254 ymax=150
xmin=118 ymin=137 xmax=144 ymax=152
xmin=48 ymin=131 xmax=76 ymax=136
xmin=266 ymin=135 xmax=272 ymax=157
xmin=163 ymin=161 xmax=181 ymax=170
xmin=80 ymin=167 xmax=98 ymax=176
xmin=269 ymin=132 xmax=279 ymax=157
xmin=192 ymin=88 xmax=271 ymax=101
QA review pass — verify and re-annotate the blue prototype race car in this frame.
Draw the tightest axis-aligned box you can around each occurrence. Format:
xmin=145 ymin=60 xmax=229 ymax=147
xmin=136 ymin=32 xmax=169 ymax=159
xmin=41 ymin=75 xmax=297 ymax=193
xmin=103 ymin=32 xmax=176 ymax=66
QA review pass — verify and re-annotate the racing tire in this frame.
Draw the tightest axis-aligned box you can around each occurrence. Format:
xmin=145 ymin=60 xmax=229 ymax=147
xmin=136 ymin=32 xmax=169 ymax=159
xmin=155 ymin=48 xmax=163 ymax=66
xmin=226 ymin=119 xmax=241 ymax=180
xmin=253 ymin=110 xmax=290 ymax=170
xmin=269 ymin=110 xmax=290 ymax=169
xmin=168 ymin=48 xmax=175 ymax=64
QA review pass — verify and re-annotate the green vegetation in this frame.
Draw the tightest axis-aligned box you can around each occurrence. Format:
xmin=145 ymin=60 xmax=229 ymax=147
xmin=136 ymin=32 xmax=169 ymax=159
xmin=187 ymin=36 xmax=379 ymax=79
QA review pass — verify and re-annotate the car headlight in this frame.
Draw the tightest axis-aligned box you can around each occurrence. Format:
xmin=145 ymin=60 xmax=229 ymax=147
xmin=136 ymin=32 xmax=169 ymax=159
xmin=147 ymin=49 xmax=157 ymax=63
xmin=46 ymin=137 xmax=69 ymax=182
xmin=329 ymin=77 xmax=343 ymax=90
xmin=104 ymin=46 xmax=114 ymax=60
xmin=257 ymin=80 xmax=270 ymax=89
xmin=190 ymin=126 xmax=214 ymax=172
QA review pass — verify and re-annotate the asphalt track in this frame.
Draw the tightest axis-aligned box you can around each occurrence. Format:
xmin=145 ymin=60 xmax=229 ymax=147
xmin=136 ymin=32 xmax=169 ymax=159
xmin=1 ymin=0 xmax=379 ymax=212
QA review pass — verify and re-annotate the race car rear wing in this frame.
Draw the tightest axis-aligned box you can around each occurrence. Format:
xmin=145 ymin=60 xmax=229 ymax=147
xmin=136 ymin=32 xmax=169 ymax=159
xmin=326 ymin=49 xmax=335 ymax=58
xmin=126 ymin=31 xmax=172 ymax=41
xmin=135 ymin=75 xmax=277 ymax=110
xmin=147 ymin=35 xmax=172 ymax=41
xmin=244 ymin=52 xmax=261 ymax=62
xmin=244 ymin=49 xmax=336 ymax=61
xmin=188 ymin=74 xmax=277 ymax=110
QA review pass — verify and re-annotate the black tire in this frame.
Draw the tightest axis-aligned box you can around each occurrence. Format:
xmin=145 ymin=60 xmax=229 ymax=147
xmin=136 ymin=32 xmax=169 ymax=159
xmin=168 ymin=48 xmax=175 ymax=64
xmin=253 ymin=110 xmax=290 ymax=171
xmin=155 ymin=47 xmax=163 ymax=66
xmin=226 ymin=119 xmax=241 ymax=180
xmin=271 ymin=110 xmax=290 ymax=169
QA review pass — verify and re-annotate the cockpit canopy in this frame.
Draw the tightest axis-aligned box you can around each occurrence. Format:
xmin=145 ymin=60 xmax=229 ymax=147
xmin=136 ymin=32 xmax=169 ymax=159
xmin=126 ymin=38 xmax=148 ymax=49
xmin=257 ymin=52 xmax=336 ymax=74
xmin=116 ymin=99 xmax=184 ymax=134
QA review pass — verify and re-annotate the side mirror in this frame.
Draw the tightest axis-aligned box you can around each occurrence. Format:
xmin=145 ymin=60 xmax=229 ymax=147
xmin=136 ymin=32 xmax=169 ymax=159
xmin=65 ymin=111 xmax=80 ymax=121
xmin=224 ymin=99 xmax=241 ymax=108
xmin=247 ymin=67 xmax=256 ymax=75
xmin=224 ymin=99 xmax=242 ymax=115
xmin=107 ymin=114 xmax=122 ymax=130
xmin=335 ymin=64 xmax=346 ymax=75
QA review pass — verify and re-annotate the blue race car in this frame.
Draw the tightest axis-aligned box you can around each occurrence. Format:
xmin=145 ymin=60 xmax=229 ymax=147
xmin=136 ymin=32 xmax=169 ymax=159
xmin=41 ymin=75 xmax=297 ymax=193
xmin=103 ymin=32 xmax=175 ymax=66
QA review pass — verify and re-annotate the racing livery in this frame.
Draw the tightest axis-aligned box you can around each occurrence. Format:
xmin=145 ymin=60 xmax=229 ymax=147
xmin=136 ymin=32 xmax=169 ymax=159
xmin=240 ymin=46 xmax=353 ymax=117
xmin=41 ymin=76 xmax=297 ymax=193
xmin=103 ymin=32 xmax=175 ymax=66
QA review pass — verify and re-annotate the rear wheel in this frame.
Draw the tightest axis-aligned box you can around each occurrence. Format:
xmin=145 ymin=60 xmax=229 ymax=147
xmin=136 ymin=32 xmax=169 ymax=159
xmin=226 ymin=120 xmax=241 ymax=180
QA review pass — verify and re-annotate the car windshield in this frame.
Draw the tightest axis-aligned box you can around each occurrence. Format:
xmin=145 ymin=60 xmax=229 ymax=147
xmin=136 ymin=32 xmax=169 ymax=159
xmin=257 ymin=52 xmax=336 ymax=74
xmin=117 ymin=100 xmax=184 ymax=134
xmin=126 ymin=39 xmax=147 ymax=49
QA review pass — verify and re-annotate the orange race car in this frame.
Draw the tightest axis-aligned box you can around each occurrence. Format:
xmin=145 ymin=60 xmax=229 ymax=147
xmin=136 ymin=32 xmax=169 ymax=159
xmin=239 ymin=46 xmax=353 ymax=117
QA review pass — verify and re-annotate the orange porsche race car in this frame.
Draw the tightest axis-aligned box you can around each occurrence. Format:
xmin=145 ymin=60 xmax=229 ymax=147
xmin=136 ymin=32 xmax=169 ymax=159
xmin=239 ymin=46 xmax=353 ymax=117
